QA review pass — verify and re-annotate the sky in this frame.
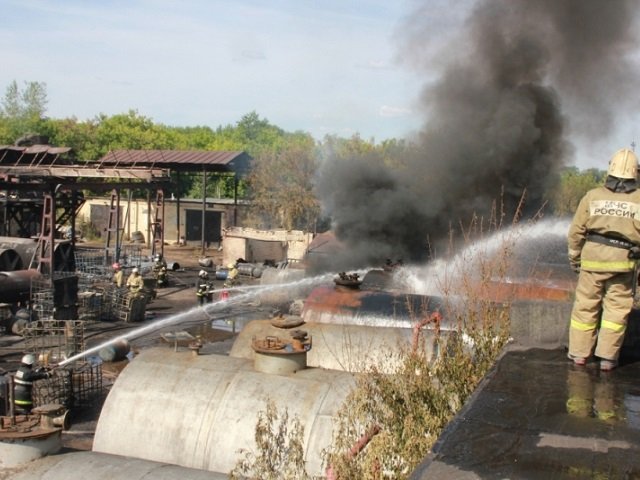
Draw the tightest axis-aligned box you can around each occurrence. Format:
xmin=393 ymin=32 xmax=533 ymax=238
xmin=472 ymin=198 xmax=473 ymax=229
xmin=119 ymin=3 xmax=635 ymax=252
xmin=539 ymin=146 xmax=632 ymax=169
xmin=0 ymin=0 xmax=637 ymax=169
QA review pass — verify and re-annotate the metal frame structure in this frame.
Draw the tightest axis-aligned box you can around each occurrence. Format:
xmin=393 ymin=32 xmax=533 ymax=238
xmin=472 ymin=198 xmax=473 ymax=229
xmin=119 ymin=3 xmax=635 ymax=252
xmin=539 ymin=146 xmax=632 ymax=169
xmin=97 ymin=150 xmax=252 ymax=254
xmin=0 ymin=147 xmax=171 ymax=286
xmin=0 ymin=146 xmax=252 ymax=280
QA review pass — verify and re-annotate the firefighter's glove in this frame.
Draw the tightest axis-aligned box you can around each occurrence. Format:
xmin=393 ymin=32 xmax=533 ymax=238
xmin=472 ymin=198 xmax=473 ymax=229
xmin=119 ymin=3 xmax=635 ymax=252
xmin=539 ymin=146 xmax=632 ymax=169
xmin=628 ymin=246 xmax=640 ymax=260
xmin=570 ymin=260 xmax=581 ymax=274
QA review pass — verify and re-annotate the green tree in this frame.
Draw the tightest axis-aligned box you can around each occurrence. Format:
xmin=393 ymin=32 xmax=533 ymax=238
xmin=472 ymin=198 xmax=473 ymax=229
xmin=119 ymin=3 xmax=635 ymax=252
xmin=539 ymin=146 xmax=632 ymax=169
xmin=44 ymin=117 xmax=97 ymax=161
xmin=549 ymin=167 xmax=604 ymax=216
xmin=0 ymin=80 xmax=49 ymax=143
xmin=91 ymin=110 xmax=179 ymax=157
xmin=246 ymin=133 xmax=320 ymax=230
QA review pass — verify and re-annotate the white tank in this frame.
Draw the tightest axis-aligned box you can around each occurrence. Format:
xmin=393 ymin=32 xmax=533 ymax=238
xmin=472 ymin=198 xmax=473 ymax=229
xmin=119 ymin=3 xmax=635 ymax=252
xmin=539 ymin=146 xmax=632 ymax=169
xmin=93 ymin=348 xmax=355 ymax=477
xmin=231 ymin=319 xmax=446 ymax=373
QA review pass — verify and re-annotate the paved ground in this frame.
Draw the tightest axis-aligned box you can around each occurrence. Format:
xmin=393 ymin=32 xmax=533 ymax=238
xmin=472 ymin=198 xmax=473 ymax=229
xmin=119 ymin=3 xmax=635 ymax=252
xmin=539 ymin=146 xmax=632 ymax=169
xmin=411 ymin=347 xmax=640 ymax=479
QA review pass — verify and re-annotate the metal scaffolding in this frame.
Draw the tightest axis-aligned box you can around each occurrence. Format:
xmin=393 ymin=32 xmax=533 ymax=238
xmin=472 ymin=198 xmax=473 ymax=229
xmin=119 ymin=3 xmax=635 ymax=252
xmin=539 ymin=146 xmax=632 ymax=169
xmin=33 ymin=361 xmax=103 ymax=410
xmin=22 ymin=319 xmax=85 ymax=364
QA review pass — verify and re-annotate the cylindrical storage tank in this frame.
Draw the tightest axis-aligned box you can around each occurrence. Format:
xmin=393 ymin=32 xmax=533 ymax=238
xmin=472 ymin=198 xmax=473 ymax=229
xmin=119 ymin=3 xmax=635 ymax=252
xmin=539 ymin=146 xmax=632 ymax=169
xmin=0 ymin=248 xmax=22 ymax=271
xmin=302 ymin=285 xmax=447 ymax=328
xmin=236 ymin=263 xmax=255 ymax=276
xmin=259 ymin=266 xmax=305 ymax=285
xmin=0 ymin=270 xmax=42 ymax=304
xmin=252 ymin=266 xmax=263 ymax=278
xmin=93 ymin=349 xmax=355 ymax=477
xmin=0 ymin=422 xmax=62 ymax=467
xmin=99 ymin=339 xmax=131 ymax=362
xmin=215 ymin=269 xmax=228 ymax=280
xmin=198 ymin=257 xmax=213 ymax=267
xmin=231 ymin=320 xmax=449 ymax=374
xmin=8 ymin=451 xmax=230 ymax=480
xmin=8 ymin=317 xmax=28 ymax=336
xmin=254 ymin=350 xmax=307 ymax=374
xmin=0 ymin=237 xmax=38 ymax=270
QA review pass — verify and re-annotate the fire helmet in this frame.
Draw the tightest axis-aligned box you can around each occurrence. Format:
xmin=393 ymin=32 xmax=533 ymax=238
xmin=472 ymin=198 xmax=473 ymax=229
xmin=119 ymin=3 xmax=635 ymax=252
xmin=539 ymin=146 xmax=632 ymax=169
xmin=132 ymin=267 xmax=139 ymax=274
xmin=608 ymin=148 xmax=638 ymax=179
xmin=228 ymin=263 xmax=236 ymax=269
xmin=112 ymin=262 xmax=121 ymax=270
xmin=21 ymin=354 xmax=36 ymax=366
xmin=199 ymin=270 xmax=208 ymax=278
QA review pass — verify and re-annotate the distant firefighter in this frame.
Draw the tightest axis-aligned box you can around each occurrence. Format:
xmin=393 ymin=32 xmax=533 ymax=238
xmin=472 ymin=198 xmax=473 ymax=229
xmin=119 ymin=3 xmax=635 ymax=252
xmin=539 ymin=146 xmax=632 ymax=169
xmin=196 ymin=270 xmax=212 ymax=305
xmin=112 ymin=262 xmax=124 ymax=288
xmin=153 ymin=254 xmax=169 ymax=288
xmin=126 ymin=267 xmax=144 ymax=295
xmin=224 ymin=262 xmax=239 ymax=288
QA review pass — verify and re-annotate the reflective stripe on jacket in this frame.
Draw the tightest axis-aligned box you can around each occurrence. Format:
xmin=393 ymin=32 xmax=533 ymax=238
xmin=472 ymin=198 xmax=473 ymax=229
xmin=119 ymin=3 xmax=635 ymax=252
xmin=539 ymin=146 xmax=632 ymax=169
xmin=568 ymin=186 xmax=640 ymax=272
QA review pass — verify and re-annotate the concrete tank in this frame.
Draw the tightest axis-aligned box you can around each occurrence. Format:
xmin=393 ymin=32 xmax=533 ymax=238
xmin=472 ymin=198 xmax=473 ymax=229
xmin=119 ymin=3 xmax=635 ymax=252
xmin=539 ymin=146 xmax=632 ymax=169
xmin=93 ymin=349 xmax=355 ymax=477
xmin=9 ymin=451 xmax=229 ymax=479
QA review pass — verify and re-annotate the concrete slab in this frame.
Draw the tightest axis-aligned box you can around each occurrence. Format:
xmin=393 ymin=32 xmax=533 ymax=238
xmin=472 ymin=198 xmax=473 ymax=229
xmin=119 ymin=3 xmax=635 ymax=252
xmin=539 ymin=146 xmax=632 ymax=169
xmin=411 ymin=348 xmax=640 ymax=479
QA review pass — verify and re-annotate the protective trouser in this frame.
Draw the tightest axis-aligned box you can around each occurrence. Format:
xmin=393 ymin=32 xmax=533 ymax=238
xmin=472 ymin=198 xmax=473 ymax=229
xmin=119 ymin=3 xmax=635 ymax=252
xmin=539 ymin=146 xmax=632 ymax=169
xmin=569 ymin=270 xmax=632 ymax=361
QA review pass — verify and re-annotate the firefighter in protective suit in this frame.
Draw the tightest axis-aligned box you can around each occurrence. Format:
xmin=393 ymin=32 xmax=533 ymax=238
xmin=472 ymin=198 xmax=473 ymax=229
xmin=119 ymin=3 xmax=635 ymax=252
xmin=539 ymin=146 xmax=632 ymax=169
xmin=14 ymin=354 xmax=51 ymax=414
xmin=568 ymin=148 xmax=640 ymax=371
xmin=196 ymin=270 xmax=212 ymax=305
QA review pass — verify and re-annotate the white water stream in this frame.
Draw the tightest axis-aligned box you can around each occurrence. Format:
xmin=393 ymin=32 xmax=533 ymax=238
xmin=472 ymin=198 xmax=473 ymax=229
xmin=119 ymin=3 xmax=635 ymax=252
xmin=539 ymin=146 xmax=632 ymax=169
xmin=397 ymin=218 xmax=571 ymax=296
xmin=58 ymin=272 xmax=334 ymax=367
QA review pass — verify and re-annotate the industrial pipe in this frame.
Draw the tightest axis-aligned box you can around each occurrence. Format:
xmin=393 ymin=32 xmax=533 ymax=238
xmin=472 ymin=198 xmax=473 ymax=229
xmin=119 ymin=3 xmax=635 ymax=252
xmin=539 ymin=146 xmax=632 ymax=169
xmin=0 ymin=270 xmax=42 ymax=303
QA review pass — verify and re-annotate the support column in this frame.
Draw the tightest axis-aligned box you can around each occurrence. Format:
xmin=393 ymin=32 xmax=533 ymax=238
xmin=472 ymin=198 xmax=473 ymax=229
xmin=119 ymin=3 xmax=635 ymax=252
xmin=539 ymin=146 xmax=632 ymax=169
xmin=201 ymin=167 xmax=207 ymax=256
xmin=176 ymin=171 xmax=181 ymax=244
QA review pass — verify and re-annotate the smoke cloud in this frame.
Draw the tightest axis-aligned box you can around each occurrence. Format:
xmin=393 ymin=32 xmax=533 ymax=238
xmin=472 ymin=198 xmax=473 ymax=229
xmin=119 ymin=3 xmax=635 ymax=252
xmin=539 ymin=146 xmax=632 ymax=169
xmin=315 ymin=0 xmax=639 ymax=270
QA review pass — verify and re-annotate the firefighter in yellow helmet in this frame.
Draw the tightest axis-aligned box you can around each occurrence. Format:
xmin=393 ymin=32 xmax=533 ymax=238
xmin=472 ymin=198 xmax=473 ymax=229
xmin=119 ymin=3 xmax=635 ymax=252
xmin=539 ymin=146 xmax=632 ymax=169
xmin=126 ymin=267 xmax=144 ymax=295
xmin=224 ymin=262 xmax=239 ymax=288
xmin=567 ymin=148 xmax=640 ymax=371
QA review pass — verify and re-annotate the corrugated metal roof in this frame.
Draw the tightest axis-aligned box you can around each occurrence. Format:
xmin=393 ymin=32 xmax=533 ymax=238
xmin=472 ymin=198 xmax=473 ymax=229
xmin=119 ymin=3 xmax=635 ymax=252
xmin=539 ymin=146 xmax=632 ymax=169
xmin=0 ymin=145 xmax=72 ymax=155
xmin=0 ymin=145 xmax=73 ymax=166
xmin=99 ymin=150 xmax=249 ymax=166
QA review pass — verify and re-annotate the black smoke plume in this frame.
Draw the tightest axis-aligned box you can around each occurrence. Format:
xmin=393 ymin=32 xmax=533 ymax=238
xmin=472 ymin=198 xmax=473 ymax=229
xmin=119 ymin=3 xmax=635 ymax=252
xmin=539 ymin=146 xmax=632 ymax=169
xmin=315 ymin=0 xmax=638 ymax=270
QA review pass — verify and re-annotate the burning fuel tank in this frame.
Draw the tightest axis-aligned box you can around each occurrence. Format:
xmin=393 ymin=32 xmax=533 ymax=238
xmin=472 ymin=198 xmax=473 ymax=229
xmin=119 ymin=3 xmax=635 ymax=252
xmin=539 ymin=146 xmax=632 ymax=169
xmin=302 ymin=284 xmax=446 ymax=328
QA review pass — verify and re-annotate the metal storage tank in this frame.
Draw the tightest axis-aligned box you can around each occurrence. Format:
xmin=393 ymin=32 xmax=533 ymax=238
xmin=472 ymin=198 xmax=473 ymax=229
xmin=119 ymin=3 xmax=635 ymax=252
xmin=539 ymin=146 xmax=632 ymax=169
xmin=302 ymin=285 xmax=447 ymax=328
xmin=0 ymin=248 xmax=22 ymax=271
xmin=93 ymin=348 xmax=355 ymax=477
xmin=9 ymin=451 xmax=228 ymax=480
xmin=230 ymin=319 xmax=447 ymax=373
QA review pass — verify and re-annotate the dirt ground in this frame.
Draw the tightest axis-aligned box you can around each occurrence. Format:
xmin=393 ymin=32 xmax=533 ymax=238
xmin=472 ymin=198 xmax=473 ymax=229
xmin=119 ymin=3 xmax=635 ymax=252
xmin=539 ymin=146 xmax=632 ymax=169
xmin=0 ymin=241 xmax=272 ymax=472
